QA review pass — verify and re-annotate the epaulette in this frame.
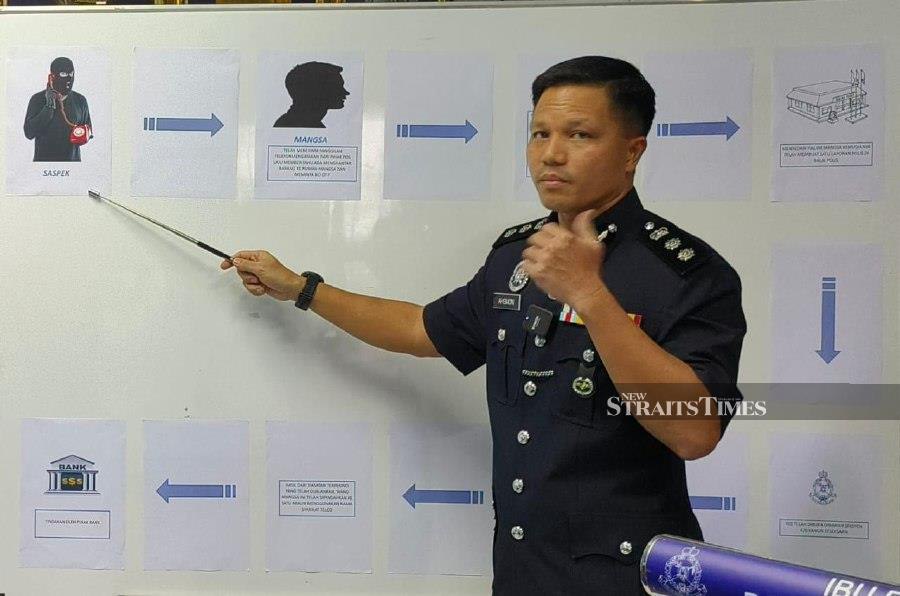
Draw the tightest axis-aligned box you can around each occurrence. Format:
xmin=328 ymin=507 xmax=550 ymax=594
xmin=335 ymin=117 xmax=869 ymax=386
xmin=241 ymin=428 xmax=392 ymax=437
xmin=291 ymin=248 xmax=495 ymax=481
xmin=492 ymin=215 xmax=551 ymax=249
xmin=639 ymin=215 xmax=712 ymax=276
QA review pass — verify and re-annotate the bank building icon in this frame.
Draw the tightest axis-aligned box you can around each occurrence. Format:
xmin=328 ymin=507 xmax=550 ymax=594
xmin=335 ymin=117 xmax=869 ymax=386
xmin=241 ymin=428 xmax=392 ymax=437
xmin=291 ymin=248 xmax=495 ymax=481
xmin=46 ymin=455 xmax=99 ymax=494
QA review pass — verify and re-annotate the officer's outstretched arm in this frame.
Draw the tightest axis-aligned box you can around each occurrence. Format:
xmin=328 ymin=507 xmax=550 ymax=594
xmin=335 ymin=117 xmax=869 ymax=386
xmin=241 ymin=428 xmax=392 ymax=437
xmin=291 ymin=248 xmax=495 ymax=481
xmin=222 ymin=250 xmax=441 ymax=358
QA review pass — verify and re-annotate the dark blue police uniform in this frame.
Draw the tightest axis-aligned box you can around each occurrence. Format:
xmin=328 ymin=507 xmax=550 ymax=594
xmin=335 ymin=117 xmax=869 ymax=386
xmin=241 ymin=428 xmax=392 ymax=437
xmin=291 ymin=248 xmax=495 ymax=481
xmin=423 ymin=188 xmax=746 ymax=596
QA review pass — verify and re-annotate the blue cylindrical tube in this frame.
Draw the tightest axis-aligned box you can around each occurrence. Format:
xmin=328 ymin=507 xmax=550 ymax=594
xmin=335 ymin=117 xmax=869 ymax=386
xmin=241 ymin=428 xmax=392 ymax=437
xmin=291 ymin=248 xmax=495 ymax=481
xmin=641 ymin=534 xmax=900 ymax=596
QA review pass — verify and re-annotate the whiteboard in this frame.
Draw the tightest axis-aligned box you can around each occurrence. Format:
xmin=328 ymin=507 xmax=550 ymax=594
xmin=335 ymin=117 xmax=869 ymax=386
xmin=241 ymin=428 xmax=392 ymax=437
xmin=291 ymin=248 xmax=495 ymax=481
xmin=0 ymin=0 xmax=898 ymax=594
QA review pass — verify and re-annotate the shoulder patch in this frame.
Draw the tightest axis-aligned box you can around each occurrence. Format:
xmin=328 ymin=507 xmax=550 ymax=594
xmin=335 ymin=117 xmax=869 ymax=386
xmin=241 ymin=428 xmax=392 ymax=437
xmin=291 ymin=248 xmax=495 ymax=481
xmin=492 ymin=216 xmax=551 ymax=249
xmin=639 ymin=217 xmax=712 ymax=276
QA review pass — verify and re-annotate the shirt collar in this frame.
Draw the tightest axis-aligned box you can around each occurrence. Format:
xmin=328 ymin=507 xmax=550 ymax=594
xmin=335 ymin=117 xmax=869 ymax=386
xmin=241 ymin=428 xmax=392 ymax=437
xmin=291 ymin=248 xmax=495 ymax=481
xmin=546 ymin=187 xmax=645 ymax=234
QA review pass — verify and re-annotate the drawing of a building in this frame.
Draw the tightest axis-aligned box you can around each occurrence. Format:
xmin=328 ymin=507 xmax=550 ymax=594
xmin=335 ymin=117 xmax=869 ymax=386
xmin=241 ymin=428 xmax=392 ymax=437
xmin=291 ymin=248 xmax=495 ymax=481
xmin=46 ymin=454 xmax=99 ymax=494
xmin=786 ymin=69 xmax=868 ymax=124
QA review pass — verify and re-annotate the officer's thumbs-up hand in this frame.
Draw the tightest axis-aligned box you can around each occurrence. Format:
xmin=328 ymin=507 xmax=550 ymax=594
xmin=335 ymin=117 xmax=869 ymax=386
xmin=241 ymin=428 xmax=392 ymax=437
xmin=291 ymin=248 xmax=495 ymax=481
xmin=522 ymin=208 xmax=607 ymax=310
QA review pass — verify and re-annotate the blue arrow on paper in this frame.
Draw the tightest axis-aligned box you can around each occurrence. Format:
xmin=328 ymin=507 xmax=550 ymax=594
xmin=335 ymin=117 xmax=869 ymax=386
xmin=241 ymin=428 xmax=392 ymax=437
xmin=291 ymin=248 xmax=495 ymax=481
xmin=656 ymin=116 xmax=740 ymax=141
xmin=143 ymin=113 xmax=224 ymax=137
xmin=396 ymin=120 xmax=478 ymax=143
xmin=816 ymin=276 xmax=841 ymax=364
xmin=402 ymin=483 xmax=484 ymax=509
xmin=690 ymin=495 xmax=737 ymax=511
xmin=156 ymin=479 xmax=237 ymax=503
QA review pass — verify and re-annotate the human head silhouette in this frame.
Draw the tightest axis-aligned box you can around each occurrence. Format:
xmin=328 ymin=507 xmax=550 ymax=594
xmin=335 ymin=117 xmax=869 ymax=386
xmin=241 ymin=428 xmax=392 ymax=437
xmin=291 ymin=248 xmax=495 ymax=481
xmin=285 ymin=62 xmax=349 ymax=110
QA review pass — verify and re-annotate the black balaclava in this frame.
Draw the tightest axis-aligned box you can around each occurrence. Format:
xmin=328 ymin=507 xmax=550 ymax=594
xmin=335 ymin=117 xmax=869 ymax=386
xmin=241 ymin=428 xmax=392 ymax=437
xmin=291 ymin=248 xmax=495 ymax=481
xmin=49 ymin=57 xmax=75 ymax=95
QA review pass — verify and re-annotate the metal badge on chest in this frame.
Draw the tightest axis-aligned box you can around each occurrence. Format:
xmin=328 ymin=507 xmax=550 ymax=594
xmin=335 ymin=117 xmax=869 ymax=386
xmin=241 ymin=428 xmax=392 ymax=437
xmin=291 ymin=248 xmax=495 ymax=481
xmin=508 ymin=260 xmax=529 ymax=292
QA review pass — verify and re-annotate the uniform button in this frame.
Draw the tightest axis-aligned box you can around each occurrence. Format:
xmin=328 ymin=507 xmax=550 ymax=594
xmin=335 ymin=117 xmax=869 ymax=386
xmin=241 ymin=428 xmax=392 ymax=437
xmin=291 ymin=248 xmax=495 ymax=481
xmin=512 ymin=478 xmax=524 ymax=493
xmin=619 ymin=540 xmax=632 ymax=555
xmin=523 ymin=381 xmax=537 ymax=397
xmin=511 ymin=526 xmax=525 ymax=540
xmin=517 ymin=430 xmax=530 ymax=444
xmin=534 ymin=335 xmax=546 ymax=347
xmin=644 ymin=221 xmax=655 ymax=231
xmin=582 ymin=349 xmax=595 ymax=363
xmin=497 ymin=328 xmax=506 ymax=341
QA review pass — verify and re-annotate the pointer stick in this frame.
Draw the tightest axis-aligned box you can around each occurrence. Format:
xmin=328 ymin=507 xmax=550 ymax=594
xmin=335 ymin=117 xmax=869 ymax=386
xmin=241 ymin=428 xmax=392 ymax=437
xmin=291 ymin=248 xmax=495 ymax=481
xmin=88 ymin=190 xmax=232 ymax=262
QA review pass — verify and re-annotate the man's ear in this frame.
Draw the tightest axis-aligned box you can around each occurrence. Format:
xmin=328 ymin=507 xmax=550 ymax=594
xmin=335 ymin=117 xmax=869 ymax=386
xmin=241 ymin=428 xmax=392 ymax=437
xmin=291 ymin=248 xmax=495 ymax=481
xmin=625 ymin=136 xmax=647 ymax=175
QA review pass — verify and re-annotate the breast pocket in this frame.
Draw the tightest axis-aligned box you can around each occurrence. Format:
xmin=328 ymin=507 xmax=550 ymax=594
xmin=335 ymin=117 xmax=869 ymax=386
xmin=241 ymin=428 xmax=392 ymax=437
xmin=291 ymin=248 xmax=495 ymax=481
xmin=549 ymin=346 xmax=622 ymax=433
xmin=486 ymin=339 xmax=520 ymax=406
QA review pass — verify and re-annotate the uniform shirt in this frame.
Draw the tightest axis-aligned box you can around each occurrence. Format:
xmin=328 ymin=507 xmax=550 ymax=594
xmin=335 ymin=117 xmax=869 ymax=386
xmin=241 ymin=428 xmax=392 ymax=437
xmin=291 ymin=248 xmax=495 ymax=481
xmin=423 ymin=188 xmax=746 ymax=596
xmin=24 ymin=90 xmax=92 ymax=162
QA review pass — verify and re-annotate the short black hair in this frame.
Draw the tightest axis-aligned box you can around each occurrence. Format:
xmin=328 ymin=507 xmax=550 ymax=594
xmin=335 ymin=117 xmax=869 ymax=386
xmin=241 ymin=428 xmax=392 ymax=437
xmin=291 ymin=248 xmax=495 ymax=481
xmin=531 ymin=56 xmax=655 ymax=137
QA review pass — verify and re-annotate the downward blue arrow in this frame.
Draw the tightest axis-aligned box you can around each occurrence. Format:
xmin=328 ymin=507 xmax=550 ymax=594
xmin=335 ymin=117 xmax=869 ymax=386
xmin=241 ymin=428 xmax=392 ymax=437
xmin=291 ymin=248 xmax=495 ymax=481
xmin=156 ymin=479 xmax=237 ymax=503
xmin=402 ymin=483 xmax=484 ymax=509
xmin=396 ymin=120 xmax=478 ymax=143
xmin=143 ymin=113 xmax=224 ymax=137
xmin=657 ymin=116 xmax=740 ymax=141
xmin=816 ymin=276 xmax=840 ymax=364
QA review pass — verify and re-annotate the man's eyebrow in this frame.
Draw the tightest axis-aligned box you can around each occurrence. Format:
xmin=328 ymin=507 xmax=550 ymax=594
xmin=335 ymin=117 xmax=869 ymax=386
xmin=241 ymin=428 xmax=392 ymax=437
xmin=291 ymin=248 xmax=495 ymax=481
xmin=530 ymin=117 xmax=592 ymax=130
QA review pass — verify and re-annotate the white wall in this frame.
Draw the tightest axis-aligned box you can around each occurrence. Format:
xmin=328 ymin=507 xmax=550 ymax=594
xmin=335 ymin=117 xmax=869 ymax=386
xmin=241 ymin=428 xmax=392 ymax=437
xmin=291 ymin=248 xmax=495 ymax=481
xmin=0 ymin=1 xmax=897 ymax=594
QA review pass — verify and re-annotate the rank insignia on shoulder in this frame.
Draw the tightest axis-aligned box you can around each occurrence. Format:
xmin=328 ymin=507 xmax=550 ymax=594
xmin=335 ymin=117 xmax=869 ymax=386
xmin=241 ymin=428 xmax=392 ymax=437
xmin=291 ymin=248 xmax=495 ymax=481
xmin=493 ymin=216 xmax=550 ymax=249
xmin=641 ymin=218 xmax=711 ymax=275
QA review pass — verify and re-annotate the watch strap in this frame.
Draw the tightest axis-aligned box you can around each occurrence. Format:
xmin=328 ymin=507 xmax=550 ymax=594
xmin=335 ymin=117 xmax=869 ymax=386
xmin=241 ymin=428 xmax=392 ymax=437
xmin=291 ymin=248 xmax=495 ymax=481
xmin=295 ymin=271 xmax=323 ymax=311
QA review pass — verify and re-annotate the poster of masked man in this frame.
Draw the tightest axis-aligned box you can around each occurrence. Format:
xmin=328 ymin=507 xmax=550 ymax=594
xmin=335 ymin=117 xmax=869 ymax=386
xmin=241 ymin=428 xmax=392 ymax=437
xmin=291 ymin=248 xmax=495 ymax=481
xmin=6 ymin=47 xmax=111 ymax=195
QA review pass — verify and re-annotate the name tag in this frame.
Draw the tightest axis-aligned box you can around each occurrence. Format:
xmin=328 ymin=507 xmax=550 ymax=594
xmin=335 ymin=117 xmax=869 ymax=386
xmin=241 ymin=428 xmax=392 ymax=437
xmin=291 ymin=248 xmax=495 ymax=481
xmin=492 ymin=293 xmax=521 ymax=311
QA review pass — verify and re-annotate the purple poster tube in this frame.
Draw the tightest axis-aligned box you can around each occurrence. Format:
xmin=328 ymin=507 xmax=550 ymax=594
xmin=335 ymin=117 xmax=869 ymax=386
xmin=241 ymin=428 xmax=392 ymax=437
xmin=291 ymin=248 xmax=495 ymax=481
xmin=641 ymin=534 xmax=899 ymax=596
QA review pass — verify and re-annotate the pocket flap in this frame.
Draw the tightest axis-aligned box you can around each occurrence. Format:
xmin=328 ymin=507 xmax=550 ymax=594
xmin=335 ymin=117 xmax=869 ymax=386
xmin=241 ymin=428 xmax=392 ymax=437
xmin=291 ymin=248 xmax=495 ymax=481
xmin=568 ymin=512 xmax=691 ymax=565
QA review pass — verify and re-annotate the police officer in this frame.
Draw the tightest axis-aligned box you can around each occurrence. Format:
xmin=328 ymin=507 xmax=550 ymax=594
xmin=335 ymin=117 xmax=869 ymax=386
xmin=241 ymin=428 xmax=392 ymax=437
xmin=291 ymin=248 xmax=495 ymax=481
xmin=223 ymin=56 xmax=745 ymax=595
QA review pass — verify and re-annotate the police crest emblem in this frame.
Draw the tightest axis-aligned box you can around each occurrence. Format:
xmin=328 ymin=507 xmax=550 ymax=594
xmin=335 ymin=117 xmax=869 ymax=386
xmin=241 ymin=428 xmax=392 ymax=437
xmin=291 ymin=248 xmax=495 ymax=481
xmin=571 ymin=376 xmax=594 ymax=397
xmin=508 ymin=260 xmax=529 ymax=292
xmin=809 ymin=470 xmax=837 ymax=505
xmin=659 ymin=546 xmax=708 ymax=595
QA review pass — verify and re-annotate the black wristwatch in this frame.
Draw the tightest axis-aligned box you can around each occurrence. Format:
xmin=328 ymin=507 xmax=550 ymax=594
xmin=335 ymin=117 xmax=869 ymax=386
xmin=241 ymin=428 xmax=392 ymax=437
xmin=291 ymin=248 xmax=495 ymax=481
xmin=295 ymin=271 xmax=323 ymax=311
